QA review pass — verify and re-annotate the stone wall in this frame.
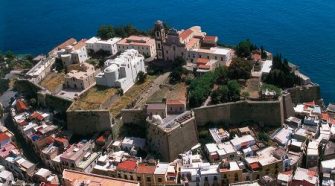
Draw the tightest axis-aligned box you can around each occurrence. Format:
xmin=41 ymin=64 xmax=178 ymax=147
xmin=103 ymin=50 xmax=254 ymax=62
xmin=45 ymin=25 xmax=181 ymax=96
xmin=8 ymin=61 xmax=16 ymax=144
xmin=14 ymin=79 xmax=42 ymax=98
xmin=45 ymin=94 xmax=73 ymax=112
xmin=193 ymin=99 xmax=284 ymax=127
xmin=147 ymin=115 xmax=198 ymax=161
xmin=286 ymin=84 xmax=321 ymax=104
xmin=120 ymin=109 xmax=146 ymax=125
xmin=66 ymin=110 xmax=113 ymax=135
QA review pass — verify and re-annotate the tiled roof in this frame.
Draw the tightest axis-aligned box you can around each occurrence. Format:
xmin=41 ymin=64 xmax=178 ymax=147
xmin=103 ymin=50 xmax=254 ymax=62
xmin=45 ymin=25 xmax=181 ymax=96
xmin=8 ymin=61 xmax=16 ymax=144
xmin=179 ymin=29 xmax=193 ymax=41
xmin=198 ymin=65 xmax=210 ymax=70
xmin=0 ymin=133 xmax=10 ymax=142
xmin=116 ymin=160 xmax=137 ymax=172
xmin=249 ymin=162 xmax=261 ymax=170
xmin=30 ymin=112 xmax=44 ymax=121
xmin=196 ymin=58 xmax=209 ymax=64
xmin=16 ymin=100 xmax=28 ymax=112
xmin=62 ymin=169 xmax=139 ymax=186
xmin=321 ymin=112 xmax=330 ymax=121
xmin=73 ymin=39 xmax=87 ymax=50
xmin=203 ymin=36 xmax=218 ymax=42
xmin=136 ymin=164 xmax=156 ymax=174
xmin=57 ymin=38 xmax=77 ymax=50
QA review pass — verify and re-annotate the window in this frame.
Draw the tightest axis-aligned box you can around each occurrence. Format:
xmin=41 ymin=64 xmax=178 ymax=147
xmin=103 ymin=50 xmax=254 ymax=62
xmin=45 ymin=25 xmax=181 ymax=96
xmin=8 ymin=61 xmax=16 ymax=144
xmin=146 ymin=177 xmax=151 ymax=182
xmin=124 ymin=175 xmax=128 ymax=180
xmin=130 ymin=175 xmax=133 ymax=180
xmin=205 ymin=177 xmax=208 ymax=181
xmin=158 ymin=43 xmax=161 ymax=49
xmin=158 ymin=178 xmax=162 ymax=182
xmin=214 ymin=176 xmax=217 ymax=181
xmin=137 ymin=176 xmax=141 ymax=181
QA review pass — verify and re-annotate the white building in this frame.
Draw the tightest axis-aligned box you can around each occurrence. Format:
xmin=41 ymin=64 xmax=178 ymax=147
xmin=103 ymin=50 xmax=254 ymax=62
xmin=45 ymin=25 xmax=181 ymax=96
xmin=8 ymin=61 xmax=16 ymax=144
xmin=188 ymin=47 xmax=234 ymax=66
xmin=95 ymin=49 xmax=146 ymax=92
xmin=57 ymin=39 xmax=88 ymax=66
xmin=230 ymin=135 xmax=256 ymax=151
xmin=85 ymin=37 xmax=121 ymax=55
xmin=180 ymin=163 xmax=220 ymax=186
xmin=26 ymin=57 xmax=56 ymax=84
xmin=117 ymin=36 xmax=156 ymax=58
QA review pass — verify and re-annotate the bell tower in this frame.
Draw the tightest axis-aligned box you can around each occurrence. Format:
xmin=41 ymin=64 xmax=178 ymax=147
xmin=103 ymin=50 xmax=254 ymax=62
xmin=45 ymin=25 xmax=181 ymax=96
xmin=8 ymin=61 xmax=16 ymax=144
xmin=154 ymin=20 xmax=166 ymax=60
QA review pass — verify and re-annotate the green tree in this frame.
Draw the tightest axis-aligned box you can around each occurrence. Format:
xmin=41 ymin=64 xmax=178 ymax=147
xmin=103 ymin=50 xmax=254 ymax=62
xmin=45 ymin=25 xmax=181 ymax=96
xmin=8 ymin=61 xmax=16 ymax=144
xmin=264 ymin=54 xmax=300 ymax=88
xmin=137 ymin=71 xmax=147 ymax=84
xmin=172 ymin=57 xmax=186 ymax=69
xmin=228 ymin=57 xmax=253 ymax=80
xmin=169 ymin=67 xmax=182 ymax=84
xmin=241 ymin=91 xmax=250 ymax=99
xmin=5 ymin=51 xmax=15 ymax=60
xmin=97 ymin=25 xmax=114 ymax=40
xmin=227 ymin=80 xmax=241 ymax=101
xmin=235 ymin=39 xmax=257 ymax=58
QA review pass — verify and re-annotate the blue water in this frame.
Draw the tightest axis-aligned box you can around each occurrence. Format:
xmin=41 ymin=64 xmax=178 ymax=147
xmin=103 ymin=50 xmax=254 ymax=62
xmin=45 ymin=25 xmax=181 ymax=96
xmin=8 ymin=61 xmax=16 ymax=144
xmin=1 ymin=0 xmax=335 ymax=103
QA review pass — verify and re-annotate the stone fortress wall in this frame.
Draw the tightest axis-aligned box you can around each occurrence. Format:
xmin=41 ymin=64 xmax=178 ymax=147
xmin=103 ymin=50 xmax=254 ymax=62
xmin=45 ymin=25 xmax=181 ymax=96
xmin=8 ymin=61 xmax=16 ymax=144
xmin=193 ymin=99 xmax=284 ymax=127
xmin=286 ymin=84 xmax=321 ymax=104
xmin=146 ymin=114 xmax=198 ymax=162
xmin=66 ymin=110 xmax=113 ymax=135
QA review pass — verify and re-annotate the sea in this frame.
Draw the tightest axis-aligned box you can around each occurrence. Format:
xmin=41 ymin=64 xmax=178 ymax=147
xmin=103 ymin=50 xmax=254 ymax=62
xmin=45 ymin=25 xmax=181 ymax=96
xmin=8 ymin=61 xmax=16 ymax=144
xmin=1 ymin=0 xmax=335 ymax=103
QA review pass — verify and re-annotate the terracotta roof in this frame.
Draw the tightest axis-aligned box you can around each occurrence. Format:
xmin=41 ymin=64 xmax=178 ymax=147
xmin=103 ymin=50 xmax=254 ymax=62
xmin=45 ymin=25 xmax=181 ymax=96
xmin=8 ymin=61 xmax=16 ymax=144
xmin=304 ymin=101 xmax=315 ymax=107
xmin=203 ymin=36 xmax=218 ymax=42
xmin=198 ymin=65 xmax=210 ymax=70
xmin=136 ymin=164 xmax=156 ymax=174
xmin=179 ymin=29 xmax=193 ymax=41
xmin=57 ymin=38 xmax=77 ymax=50
xmin=0 ymin=133 xmax=10 ymax=142
xmin=321 ymin=112 xmax=330 ymax=121
xmin=16 ymin=100 xmax=28 ymax=112
xmin=249 ymin=162 xmax=261 ymax=170
xmin=96 ymin=135 xmax=106 ymax=144
xmin=73 ymin=39 xmax=87 ymax=50
xmin=30 ymin=112 xmax=44 ymax=121
xmin=117 ymin=160 xmax=137 ymax=172
xmin=166 ymin=99 xmax=186 ymax=105
xmin=186 ymin=38 xmax=200 ymax=49
xmin=62 ymin=169 xmax=139 ymax=186
xmin=196 ymin=58 xmax=209 ymax=65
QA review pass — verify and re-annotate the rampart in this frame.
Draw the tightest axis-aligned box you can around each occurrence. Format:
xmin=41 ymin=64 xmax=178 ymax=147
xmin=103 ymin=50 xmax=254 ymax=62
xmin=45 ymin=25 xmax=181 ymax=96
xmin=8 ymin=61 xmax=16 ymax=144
xmin=120 ymin=109 xmax=146 ymax=125
xmin=286 ymin=84 xmax=321 ymax=104
xmin=66 ymin=110 xmax=113 ymax=135
xmin=193 ymin=99 xmax=284 ymax=127
xmin=147 ymin=112 xmax=199 ymax=161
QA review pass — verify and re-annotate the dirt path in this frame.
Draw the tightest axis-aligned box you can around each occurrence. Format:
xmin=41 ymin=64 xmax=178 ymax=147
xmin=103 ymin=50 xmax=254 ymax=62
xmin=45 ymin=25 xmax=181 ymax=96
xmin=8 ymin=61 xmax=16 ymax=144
xmin=134 ymin=72 xmax=170 ymax=108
